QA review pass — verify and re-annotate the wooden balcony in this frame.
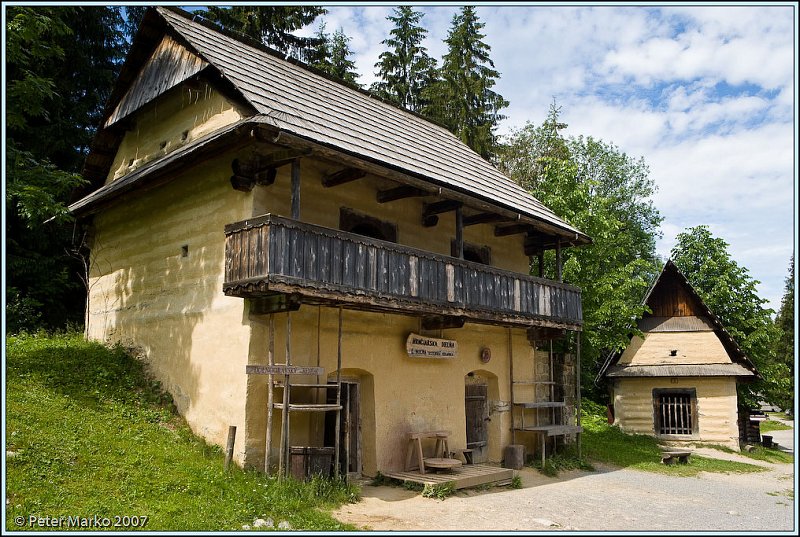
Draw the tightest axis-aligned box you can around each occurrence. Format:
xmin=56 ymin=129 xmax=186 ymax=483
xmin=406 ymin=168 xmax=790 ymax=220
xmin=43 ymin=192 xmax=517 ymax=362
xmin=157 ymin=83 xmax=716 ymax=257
xmin=224 ymin=214 xmax=582 ymax=329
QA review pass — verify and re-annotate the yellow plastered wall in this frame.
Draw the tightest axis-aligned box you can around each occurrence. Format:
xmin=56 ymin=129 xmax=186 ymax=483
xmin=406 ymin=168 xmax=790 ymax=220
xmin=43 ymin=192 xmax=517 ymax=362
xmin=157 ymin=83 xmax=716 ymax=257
xmin=87 ymin=149 xmax=256 ymax=464
xmin=105 ymin=81 xmax=245 ymax=183
xmin=618 ymin=332 xmax=733 ymax=366
xmin=612 ymin=377 xmax=740 ymax=450
xmin=244 ymin=306 xmax=549 ymax=476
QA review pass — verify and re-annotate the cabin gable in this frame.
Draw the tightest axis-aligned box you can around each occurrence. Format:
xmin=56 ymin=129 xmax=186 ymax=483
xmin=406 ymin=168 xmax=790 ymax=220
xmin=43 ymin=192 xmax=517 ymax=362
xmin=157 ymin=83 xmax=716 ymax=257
xmin=106 ymin=34 xmax=209 ymax=128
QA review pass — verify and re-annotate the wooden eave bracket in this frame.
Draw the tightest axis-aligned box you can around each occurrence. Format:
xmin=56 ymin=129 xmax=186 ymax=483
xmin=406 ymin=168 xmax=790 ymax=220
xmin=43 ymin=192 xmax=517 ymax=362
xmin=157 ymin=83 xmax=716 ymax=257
xmin=377 ymin=185 xmax=427 ymax=203
xmin=422 ymin=200 xmax=462 ymax=227
xmin=230 ymin=148 xmax=311 ymax=192
xmin=322 ymin=167 xmax=367 ymax=188
xmin=464 ymin=212 xmax=512 ymax=227
xmin=249 ymin=293 xmax=302 ymax=315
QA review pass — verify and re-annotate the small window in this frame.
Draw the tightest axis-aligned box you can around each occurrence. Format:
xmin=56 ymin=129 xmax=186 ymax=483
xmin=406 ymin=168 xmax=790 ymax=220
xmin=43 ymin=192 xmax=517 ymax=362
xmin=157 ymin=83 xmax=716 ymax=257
xmin=339 ymin=207 xmax=397 ymax=243
xmin=653 ymin=388 xmax=697 ymax=436
xmin=451 ymin=240 xmax=491 ymax=265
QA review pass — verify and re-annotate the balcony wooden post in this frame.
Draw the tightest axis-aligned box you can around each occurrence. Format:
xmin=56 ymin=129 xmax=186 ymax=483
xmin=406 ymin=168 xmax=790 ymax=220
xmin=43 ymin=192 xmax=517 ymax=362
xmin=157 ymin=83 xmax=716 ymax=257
xmin=556 ymin=239 xmax=562 ymax=282
xmin=455 ymin=206 xmax=464 ymax=259
xmin=291 ymin=159 xmax=301 ymax=220
xmin=538 ymin=251 xmax=544 ymax=278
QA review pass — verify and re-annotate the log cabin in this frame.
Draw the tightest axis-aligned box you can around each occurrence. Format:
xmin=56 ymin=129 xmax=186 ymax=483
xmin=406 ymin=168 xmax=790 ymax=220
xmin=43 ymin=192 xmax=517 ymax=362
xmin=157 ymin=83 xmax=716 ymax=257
xmin=597 ymin=260 xmax=759 ymax=451
xmin=69 ymin=7 xmax=591 ymax=480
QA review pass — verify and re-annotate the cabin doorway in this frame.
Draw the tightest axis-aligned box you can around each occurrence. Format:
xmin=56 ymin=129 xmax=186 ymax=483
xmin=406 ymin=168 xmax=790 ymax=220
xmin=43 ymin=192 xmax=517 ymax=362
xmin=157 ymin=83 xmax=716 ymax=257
xmin=465 ymin=380 xmax=489 ymax=461
xmin=325 ymin=380 xmax=361 ymax=477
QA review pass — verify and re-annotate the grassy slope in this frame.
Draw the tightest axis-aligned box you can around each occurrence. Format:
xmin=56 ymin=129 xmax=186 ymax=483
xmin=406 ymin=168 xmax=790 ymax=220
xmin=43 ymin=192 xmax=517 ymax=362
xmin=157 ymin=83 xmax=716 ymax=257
xmin=5 ymin=332 xmax=358 ymax=531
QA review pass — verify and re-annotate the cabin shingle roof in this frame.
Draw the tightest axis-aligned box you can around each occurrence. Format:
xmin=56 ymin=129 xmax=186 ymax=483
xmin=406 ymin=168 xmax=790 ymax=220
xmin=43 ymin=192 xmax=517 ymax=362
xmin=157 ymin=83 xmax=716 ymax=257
xmin=150 ymin=7 xmax=588 ymax=243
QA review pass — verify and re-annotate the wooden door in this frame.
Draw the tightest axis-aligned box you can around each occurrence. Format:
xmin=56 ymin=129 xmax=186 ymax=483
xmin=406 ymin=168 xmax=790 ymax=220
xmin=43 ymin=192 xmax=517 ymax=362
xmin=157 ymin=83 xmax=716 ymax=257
xmin=325 ymin=381 xmax=361 ymax=476
xmin=465 ymin=383 xmax=488 ymax=451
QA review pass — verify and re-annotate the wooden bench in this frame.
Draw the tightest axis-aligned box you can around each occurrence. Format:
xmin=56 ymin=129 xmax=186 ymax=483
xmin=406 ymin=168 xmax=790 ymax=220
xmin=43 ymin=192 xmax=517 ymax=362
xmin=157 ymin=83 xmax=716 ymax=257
xmin=661 ymin=450 xmax=692 ymax=465
xmin=452 ymin=448 xmax=474 ymax=465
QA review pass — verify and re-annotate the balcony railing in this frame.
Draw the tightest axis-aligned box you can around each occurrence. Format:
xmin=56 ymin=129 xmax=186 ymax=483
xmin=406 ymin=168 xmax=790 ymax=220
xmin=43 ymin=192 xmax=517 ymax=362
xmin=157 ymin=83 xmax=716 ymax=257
xmin=224 ymin=214 xmax=582 ymax=329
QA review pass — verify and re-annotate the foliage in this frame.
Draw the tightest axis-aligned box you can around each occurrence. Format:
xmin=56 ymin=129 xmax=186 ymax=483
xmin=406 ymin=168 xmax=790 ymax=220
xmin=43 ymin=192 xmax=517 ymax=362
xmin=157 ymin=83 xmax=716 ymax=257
xmin=198 ymin=6 xmax=326 ymax=64
xmin=6 ymin=6 xmax=128 ymax=332
xmin=670 ymin=226 xmax=787 ymax=409
xmin=371 ymin=6 xmax=438 ymax=112
xmin=509 ymin=475 xmax=523 ymax=489
xmin=498 ymin=104 xmax=663 ymax=400
xmin=423 ymin=6 xmax=508 ymax=159
xmin=421 ymin=481 xmax=456 ymax=500
xmin=772 ymin=256 xmax=795 ymax=411
xmin=5 ymin=332 xmax=358 ymax=531
xmin=580 ymin=401 xmax=765 ymax=476
xmin=311 ymin=23 xmax=361 ymax=86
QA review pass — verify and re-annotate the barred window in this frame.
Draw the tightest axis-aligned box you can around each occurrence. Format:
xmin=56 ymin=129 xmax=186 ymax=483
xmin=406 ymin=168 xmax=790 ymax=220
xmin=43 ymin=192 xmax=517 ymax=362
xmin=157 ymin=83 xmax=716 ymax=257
xmin=653 ymin=389 xmax=697 ymax=435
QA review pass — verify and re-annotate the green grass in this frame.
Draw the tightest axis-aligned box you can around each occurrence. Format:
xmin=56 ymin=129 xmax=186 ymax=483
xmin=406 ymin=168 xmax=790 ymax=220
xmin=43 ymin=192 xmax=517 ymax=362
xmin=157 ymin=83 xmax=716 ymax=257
xmin=5 ymin=331 xmax=359 ymax=531
xmin=579 ymin=401 xmax=766 ymax=477
xmin=760 ymin=419 xmax=793 ymax=432
xmin=529 ymin=446 xmax=595 ymax=477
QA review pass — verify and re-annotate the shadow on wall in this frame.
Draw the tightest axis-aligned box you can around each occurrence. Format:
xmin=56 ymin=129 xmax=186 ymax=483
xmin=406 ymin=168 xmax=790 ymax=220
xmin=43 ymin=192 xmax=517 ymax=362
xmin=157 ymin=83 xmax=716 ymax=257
xmin=88 ymin=214 xmax=219 ymax=441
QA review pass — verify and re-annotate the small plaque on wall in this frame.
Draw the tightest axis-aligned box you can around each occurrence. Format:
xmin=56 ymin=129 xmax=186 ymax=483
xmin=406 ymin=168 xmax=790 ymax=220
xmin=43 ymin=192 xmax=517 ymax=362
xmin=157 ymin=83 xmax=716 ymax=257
xmin=406 ymin=333 xmax=458 ymax=358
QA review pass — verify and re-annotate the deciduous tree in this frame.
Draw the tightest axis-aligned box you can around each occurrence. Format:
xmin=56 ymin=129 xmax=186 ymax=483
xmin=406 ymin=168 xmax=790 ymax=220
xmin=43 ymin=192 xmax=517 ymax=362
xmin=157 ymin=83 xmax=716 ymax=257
xmin=670 ymin=226 xmax=785 ymax=408
xmin=499 ymin=104 xmax=663 ymax=399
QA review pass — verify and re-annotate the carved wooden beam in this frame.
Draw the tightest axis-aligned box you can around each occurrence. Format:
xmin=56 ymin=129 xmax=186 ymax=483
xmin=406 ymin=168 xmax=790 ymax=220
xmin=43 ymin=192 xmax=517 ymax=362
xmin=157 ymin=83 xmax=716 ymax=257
xmin=322 ymin=167 xmax=366 ymax=187
xmin=376 ymin=185 xmax=426 ymax=203
xmin=463 ymin=212 xmax=512 ymax=226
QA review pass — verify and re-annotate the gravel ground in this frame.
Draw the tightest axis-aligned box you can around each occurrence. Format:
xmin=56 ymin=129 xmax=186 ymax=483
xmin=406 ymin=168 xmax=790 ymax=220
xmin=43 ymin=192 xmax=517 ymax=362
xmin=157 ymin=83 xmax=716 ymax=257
xmin=333 ymin=420 xmax=796 ymax=533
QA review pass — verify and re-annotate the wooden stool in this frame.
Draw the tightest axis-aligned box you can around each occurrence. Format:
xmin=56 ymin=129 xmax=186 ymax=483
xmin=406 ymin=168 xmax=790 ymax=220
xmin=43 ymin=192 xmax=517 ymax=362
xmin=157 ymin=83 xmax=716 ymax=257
xmin=661 ymin=450 xmax=692 ymax=465
xmin=434 ymin=433 xmax=450 ymax=459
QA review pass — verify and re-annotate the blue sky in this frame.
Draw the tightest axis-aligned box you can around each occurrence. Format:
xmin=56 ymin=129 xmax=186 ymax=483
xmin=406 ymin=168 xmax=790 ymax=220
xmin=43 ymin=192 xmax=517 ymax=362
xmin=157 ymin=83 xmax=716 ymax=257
xmin=282 ymin=2 xmax=796 ymax=313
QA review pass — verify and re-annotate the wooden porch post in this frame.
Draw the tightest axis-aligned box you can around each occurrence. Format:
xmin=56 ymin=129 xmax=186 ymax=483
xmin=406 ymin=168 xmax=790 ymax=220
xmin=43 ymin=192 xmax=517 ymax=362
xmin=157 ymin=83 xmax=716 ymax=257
xmin=455 ymin=206 xmax=464 ymax=259
xmin=556 ymin=239 xmax=562 ymax=282
xmin=576 ymin=333 xmax=582 ymax=460
xmin=291 ymin=159 xmax=301 ymax=220
xmin=334 ymin=307 xmax=343 ymax=479
xmin=265 ymin=314 xmax=275 ymax=474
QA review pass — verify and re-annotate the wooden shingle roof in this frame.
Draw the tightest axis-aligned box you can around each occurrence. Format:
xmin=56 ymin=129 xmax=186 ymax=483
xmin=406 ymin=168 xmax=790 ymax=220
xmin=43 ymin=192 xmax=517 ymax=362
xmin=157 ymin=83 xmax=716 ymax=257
xmin=73 ymin=7 xmax=589 ymax=245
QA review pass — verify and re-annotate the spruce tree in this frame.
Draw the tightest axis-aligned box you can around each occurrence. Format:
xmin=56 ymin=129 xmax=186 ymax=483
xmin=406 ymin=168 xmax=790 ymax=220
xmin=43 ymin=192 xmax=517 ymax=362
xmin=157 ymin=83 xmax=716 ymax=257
xmin=199 ymin=6 xmax=326 ymax=64
xmin=372 ymin=6 xmax=437 ymax=112
xmin=424 ymin=6 xmax=508 ymax=160
xmin=311 ymin=23 xmax=360 ymax=86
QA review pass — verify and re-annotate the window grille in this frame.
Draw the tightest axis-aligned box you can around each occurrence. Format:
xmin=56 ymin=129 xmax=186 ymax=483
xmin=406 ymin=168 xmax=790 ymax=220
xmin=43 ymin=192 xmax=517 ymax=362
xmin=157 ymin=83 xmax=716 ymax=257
xmin=654 ymin=391 xmax=695 ymax=435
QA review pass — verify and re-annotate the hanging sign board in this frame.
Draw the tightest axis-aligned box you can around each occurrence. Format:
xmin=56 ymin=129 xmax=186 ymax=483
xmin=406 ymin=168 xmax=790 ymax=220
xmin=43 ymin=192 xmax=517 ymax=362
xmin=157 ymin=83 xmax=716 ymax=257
xmin=406 ymin=333 xmax=458 ymax=358
xmin=246 ymin=365 xmax=324 ymax=376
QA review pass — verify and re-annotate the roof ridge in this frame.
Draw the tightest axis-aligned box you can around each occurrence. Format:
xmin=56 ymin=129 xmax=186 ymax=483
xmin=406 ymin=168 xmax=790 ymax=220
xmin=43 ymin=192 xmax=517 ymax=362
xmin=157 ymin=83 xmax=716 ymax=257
xmin=157 ymin=6 xmax=453 ymax=132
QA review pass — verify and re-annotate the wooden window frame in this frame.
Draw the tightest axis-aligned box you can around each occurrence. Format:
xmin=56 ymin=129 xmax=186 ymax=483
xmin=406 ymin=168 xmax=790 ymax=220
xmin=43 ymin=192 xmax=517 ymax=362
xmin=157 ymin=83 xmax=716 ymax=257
xmin=652 ymin=388 xmax=698 ymax=438
xmin=339 ymin=207 xmax=397 ymax=243
xmin=451 ymin=239 xmax=492 ymax=265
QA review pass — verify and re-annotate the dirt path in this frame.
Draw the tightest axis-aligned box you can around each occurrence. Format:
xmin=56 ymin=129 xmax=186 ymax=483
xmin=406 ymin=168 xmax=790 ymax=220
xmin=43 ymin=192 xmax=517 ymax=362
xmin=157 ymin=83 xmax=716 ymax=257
xmin=333 ymin=441 xmax=795 ymax=532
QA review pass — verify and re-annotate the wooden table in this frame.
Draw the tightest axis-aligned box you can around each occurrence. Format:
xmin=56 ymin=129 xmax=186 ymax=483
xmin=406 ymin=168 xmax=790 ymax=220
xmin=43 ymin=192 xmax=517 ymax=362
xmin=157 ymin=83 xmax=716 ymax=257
xmin=405 ymin=430 xmax=453 ymax=475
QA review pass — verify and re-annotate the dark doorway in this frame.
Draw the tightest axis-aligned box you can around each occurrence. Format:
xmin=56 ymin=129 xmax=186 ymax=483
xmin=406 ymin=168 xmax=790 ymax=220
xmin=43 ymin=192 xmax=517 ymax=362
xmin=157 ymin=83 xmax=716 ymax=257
xmin=465 ymin=383 xmax=488 ymax=455
xmin=325 ymin=381 xmax=361 ymax=476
